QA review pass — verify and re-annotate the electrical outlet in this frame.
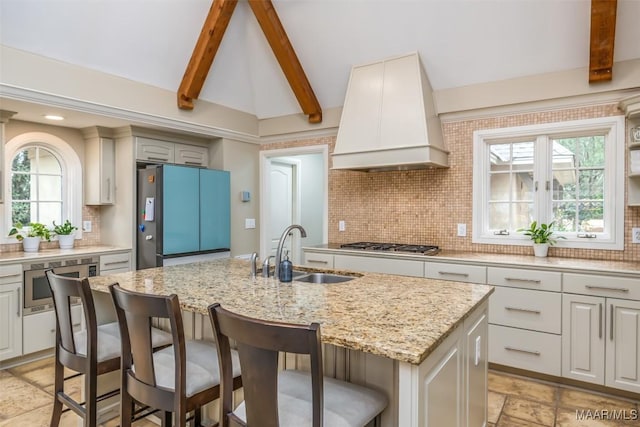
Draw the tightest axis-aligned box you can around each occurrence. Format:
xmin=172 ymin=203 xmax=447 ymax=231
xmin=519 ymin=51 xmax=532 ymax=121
xmin=338 ymin=220 xmax=346 ymax=232
xmin=457 ymin=223 xmax=467 ymax=237
xmin=633 ymin=227 xmax=640 ymax=244
xmin=245 ymin=218 xmax=256 ymax=229
xmin=83 ymin=220 xmax=92 ymax=232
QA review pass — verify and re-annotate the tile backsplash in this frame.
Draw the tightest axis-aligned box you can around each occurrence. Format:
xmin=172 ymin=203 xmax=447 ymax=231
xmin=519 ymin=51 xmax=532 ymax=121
xmin=263 ymin=103 xmax=640 ymax=261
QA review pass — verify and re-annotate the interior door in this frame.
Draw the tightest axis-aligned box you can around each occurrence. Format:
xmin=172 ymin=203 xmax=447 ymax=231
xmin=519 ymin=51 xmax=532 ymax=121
xmin=269 ymin=161 xmax=294 ymax=259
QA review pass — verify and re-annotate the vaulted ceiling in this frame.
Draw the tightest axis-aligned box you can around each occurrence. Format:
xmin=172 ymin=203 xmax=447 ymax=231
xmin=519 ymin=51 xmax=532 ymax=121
xmin=1 ymin=0 xmax=640 ymax=122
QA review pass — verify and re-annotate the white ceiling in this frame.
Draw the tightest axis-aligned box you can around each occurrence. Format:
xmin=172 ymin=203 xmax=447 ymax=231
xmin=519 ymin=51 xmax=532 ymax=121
xmin=1 ymin=0 xmax=640 ymax=124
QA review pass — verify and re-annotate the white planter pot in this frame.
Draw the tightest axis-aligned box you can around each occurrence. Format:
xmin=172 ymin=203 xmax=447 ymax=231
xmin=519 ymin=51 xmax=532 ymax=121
xmin=22 ymin=236 xmax=41 ymax=252
xmin=533 ymin=243 xmax=549 ymax=257
xmin=57 ymin=234 xmax=75 ymax=249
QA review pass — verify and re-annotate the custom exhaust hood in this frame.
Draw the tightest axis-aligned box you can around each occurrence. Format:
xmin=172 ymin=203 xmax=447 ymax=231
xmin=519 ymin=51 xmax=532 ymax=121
xmin=332 ymin=52 xmax=449 ymax=171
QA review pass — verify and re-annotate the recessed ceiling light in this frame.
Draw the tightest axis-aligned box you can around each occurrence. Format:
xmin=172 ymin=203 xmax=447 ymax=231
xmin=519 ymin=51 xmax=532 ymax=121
xmin=44 ymin=114 xmax=64 ymax=121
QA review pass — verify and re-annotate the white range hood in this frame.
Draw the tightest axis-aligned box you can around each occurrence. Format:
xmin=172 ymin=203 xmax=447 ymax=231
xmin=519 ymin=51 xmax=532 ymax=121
xmin=332 ymin=52 xmax=449 ymax=171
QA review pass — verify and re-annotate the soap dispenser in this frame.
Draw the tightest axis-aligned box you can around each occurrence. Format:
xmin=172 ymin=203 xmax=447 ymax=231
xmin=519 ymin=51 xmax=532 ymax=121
xmin=279 ymin=250 xmax=293 ymax=282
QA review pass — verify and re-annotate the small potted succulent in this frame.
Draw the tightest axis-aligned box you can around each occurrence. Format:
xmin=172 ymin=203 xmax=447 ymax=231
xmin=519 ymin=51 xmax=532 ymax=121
xmin=9 ymin=222 xmax=52 ymax=252
xmin=517 ymin=221 xmax=564 ymax=257
xmin=53 ymin=220 xmax=78 ymax=249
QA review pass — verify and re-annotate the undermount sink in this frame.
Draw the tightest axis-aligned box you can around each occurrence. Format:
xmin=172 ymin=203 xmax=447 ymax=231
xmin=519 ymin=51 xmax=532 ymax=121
xmin=294 ymin=272 xmax=355 ymax=284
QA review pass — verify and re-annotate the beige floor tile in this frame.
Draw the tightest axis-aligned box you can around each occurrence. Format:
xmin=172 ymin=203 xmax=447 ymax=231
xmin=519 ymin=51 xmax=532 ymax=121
xmin=555 ymin=408 xmax=632 ymax=427
xmin=44 ymin=375 xmax=83 ymax=402
xmin=489 ymin=391 xmax=507 ymax=424
xmin=496 ymin=414 xmax=546 ymax=426
xmin=489 ymin=371 xmax=558 ymax=406
xmin=558 ymin=387 xmax=638 ymax=413
xmin=0 ymin=373 xmax=52 ymax=420
xmin=488 ymin=424 xmax=496 ymax=427
xmin=7 ymin=356 xmax=55 ymax=376
xmin=0 ymin=404 xmax=81 ymax=427
xmin=502 ymin=397 xmax=556 ymax=426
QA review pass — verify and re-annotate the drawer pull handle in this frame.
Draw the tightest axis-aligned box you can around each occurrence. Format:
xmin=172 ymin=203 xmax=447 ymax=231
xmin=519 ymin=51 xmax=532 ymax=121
xmin=307 ymin=260 xmax=328 ymax=264
xmin=147 ymin=156 xmax=169 ymax=161
xmin=505 ymin=306 xmax=541 ymax=315
xmin=50 ymin=329 xmax=56 ymax=333
xmin=438 ymin=271 xmax=469 ymax=277
xmin=0 ymin=273 xmax=21 ymax=279
xmin=183 ymin=161 xmax=202 ymax=166
xmin=585 ymin=285 xmax=629 ymax=293
xmin=505 ymin=278 xmax=541 ymax=284
xmin=73 ymin=323 xmax=81 ymax=327
xmin=610 ymin=304 xmax=614 ymax=341
xmin=599 ymin=303 xmax=603 ymax=339
xmin=104 ymin=260 xmax=129 ymax=266
xmin=17 ymin=288 xmax=21 ymax=317
xmin=504 ymin=346 xmax=540 ymax=356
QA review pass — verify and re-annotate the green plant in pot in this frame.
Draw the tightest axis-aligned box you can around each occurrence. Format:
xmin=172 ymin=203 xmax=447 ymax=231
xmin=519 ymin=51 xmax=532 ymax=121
xmin=517 ymin=221 xmax=564 ymax=257
xmin=9 ymin=222 xmax=52 ymax=252
xmin=53 ymin=220 xmax=78 ymax=249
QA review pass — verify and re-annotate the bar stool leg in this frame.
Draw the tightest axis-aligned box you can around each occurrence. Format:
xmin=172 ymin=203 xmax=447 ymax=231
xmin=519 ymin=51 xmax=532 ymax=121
xmin=49 ymin=359 xmax=64 ymax=427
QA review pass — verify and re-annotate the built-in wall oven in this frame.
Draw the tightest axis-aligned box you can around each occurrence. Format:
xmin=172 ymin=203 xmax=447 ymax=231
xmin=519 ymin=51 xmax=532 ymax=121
xmin=22 ymin=256 xmax=99 ymax=315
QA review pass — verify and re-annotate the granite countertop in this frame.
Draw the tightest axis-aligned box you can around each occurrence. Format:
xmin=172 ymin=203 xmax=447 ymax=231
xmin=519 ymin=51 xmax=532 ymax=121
xmin=0 ymin=245 xmax=131 ymax=264
xmin=306 ymin=244 xmax=640 ymax=276
xmin=88 ymin=257 xmax=493 ymax=365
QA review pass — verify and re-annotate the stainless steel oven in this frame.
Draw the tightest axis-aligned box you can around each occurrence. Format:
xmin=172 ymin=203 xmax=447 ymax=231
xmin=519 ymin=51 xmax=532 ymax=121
xmin=23 ymin=256 xmax=99 ymax=315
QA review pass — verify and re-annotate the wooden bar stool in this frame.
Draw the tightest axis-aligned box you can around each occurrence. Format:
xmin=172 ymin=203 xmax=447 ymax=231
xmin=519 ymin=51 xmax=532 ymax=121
xmin=46 ymin=271 xmax=172 ymax=427
xmin=208 ymin=303 xmax=388 ymax=427
xmin=109 ymin=284 xmax=242 ymax=427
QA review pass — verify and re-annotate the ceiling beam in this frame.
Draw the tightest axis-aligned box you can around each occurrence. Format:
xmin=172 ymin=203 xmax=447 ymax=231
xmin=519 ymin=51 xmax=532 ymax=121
xmin=178 ymin=0 xmax=238 ymax=110
xmin=248 ymin=0 xmax=322 ymax=123
xmin=589 ymin=0 xmax=617 ymax=83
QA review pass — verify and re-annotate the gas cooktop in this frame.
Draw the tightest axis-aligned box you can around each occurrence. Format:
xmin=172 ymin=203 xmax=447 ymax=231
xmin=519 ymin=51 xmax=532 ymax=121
xmin=339 ymin=242 xmax=440 ymax=256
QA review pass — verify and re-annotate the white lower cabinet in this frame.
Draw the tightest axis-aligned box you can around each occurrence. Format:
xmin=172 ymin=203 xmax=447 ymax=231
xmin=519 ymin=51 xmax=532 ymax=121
xmin=424 ymin=262 xmax=486 ymax=284
xmin=303 ymin=251 xmax=334 ymax=269
xmin=100 ymin=252 xmax=132 ymax=274
xmin=489 ymin=324 xmax=561 ymax=376
xmin=562 ymin=294 xmax=640 ymax=393
xmin=23 ymin=305 xmax=83 ymax=355
xmin=0 ymin=282 xmax=22 ymax=361
xmin=333 ymin=254 xmax=424 ymax=277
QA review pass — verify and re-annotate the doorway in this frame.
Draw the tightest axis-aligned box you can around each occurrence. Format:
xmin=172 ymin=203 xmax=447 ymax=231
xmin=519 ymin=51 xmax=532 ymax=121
xmin=260 ymin=145 xmax=328 ymax=265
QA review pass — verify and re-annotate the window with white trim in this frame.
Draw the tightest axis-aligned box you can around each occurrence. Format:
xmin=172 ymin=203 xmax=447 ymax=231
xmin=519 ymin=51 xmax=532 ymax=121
xmin=472 ymin=116 xmax=625 ymax=250
xmin=3 ymin=132 xmax=82 ymax=242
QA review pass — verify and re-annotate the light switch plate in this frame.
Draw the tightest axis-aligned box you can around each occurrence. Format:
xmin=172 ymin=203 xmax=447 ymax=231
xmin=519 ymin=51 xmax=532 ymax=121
xmin=457 ymin=223 xmax=467 ymax=237
xmin=633 ymin=227 xmax=640 ymax=244
xmin=83 ymin=220 xmax=92 ymax=232
xmin=338 ymin=220 xmax=346 ymax=232
xmin=245 ymin=218 xmax=256 ymax=229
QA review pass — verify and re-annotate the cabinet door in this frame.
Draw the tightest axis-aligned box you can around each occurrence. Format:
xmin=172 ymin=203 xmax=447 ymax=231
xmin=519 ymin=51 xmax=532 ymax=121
xmin=199 ymin=169 xmax=230 ymax=251
xmin=562 ymin=294 xmax=605 ymax=385
xmin=162 ymin=165 xmax=200 ymax=254
xmin=85 ymin=137 xmax=115 ymax=205
xmin=136 ymin=137 xmax=174 ymax=163
xmin=465 ymin=307 xmax=488 ymax=427
xmin=606 ymin=299 xmax=640 ymax=393
xmin=23 ymin=306 xmax=83 ymax=354
xmin=175 ymin=143 xmax=208 ymax=167
xmin=0 ymin=283 xmax=22 ymax=361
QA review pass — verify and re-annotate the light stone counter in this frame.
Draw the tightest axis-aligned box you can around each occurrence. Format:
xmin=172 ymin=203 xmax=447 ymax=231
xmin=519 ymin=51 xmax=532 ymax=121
xmin=87 ymin=257 xmax=493 ymax=365
xmin=0 ymin=245 xmax=131 ymax=264
xmin=306 ymin=244 xmax=640 ymax=277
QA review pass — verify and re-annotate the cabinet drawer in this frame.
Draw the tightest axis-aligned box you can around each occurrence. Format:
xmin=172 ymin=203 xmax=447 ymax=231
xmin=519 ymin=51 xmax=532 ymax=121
xmin=487 ymin=267 xmax=561 ymax=292
xmin=0 ymin=264 xmax=22 ymax=285
xmin=23 ymin=305 xmax=82 ymax=355
xmin=489 ymin=287 xmax=561 ymax=334
xmin=175 ymin=143 xmax=208 ymax=166
xmin=303 ymin=252 xmax=334 ymax=269
xmin=100 ymin=253 xmax=131 ymax=273
xmin=424 ymin=262 xmax=486 ymax=284
xmin=489 ymin=324 xmax=561 ymax=376
xmin=136 ymin=137 xmax=174 ymax=163
xmin=334 ymin=254 xmax=424 ymax=277
xmin=563 ymin=273 xmax=640 ymax=300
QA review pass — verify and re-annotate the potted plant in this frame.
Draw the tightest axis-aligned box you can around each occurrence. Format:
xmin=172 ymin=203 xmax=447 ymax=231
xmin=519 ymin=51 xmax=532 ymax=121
xmin=517 ymin=221 xmax=564 ymax=257
xmin=8 ymin=222 xmax=52 ymax=252
xmin=53 ymin=220 xmax=78 ymax=249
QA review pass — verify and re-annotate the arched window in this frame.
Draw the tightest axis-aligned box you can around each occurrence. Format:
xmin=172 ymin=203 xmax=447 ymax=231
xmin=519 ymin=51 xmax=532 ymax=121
xmin=4 ymin=132 xmax=82 ymax=241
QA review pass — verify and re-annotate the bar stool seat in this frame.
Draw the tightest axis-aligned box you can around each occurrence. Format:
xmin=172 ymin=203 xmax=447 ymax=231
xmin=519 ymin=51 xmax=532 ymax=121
xmin=234 ymin=370 xmax=387 ymax=427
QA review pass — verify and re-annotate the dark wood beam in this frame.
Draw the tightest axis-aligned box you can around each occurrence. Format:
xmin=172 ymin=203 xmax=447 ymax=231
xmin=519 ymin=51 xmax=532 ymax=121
xmin=589 ymin=0 xmax=617 ymax=83
xmin=248 ymin=0 xmax=322 ymax=123
xmin=178 ymin=0 xmax=238 ymax=110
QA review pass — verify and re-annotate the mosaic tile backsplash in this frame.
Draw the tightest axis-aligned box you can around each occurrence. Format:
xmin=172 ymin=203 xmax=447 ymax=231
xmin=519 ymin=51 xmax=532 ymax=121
xmin=263 ymin=103 xmax=640 ymax=262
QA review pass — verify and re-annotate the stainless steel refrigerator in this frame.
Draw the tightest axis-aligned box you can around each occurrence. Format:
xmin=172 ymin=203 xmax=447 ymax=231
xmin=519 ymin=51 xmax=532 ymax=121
xmin=136 ymin=164 xmax=231 ymax=269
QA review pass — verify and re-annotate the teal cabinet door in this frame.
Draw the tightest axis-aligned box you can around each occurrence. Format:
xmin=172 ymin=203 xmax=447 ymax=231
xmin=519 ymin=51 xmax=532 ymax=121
xmin=162 ymin=165 xmax=200 ymax=254
xmin=200 ymin=169 xmax=230 ymax=251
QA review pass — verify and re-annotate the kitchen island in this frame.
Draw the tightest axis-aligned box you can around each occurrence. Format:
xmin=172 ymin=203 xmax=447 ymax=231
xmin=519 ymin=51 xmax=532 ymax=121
xmin=88 ymin=257 xmax=494 ymax=427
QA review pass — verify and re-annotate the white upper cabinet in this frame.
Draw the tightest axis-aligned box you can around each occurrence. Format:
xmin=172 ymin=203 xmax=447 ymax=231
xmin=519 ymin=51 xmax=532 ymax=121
xmin=84 ymin=127 xmax=115 ymax=205
xmin=136 ymin=137 xmax=209 ymax=167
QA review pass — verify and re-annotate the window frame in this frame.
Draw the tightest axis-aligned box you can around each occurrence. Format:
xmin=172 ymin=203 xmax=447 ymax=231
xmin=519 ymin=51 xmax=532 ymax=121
xmin=472 ymin=116 xmax=625 ymax=250
xmin=3 ymin=132 xmax=83 ymax=243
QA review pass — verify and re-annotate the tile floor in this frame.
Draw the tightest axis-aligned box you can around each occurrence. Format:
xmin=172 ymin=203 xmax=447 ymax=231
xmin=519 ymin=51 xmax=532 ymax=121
xmin=1 ymin=357 xmax=638 ymax=426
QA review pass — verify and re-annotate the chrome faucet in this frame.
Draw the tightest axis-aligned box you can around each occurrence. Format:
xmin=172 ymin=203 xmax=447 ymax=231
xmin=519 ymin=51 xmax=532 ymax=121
xmin=262 ymin=255 xmax=274 ymax=278
xmin=274 ymin=224 xmax=307 ymax=280
xmin=250 ymin=252 xmax=258 ymax=279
